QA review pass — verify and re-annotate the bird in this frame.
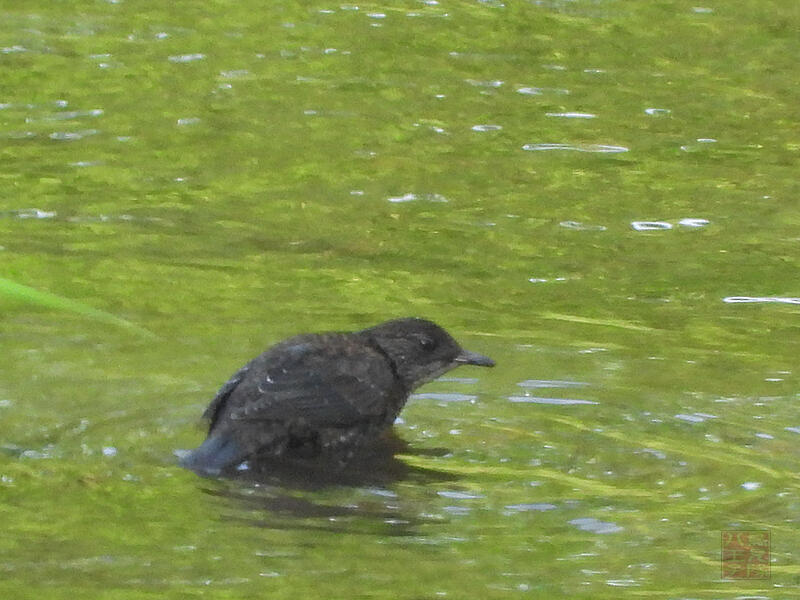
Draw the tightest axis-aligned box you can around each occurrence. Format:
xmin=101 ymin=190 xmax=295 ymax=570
xmin=181 ymin=317 xmax=495 ymax=475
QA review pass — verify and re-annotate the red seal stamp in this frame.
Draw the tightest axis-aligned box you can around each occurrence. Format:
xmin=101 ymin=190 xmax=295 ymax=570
xmin=721 ymin=530 xmax=770 ymax=579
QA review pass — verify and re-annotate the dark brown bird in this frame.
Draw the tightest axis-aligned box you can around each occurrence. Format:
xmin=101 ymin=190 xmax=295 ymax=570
xmin=181 ymin=318 xmax=495 ymax=475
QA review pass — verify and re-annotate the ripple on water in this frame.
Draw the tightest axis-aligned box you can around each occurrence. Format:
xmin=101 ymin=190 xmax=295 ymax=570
xmin=471 ymin=124 xmax=502 ymax=131
xmin=723 ymin=296 xmax=800 ymax=305
xmin=464 ymin=79 xmax=504 ymax=88
xmin=517 ymin=86 xmax=570 ymax=95
xmin=3 ymin=208 xmax=57 ymax=219
xmin=220 ymin=70 xmax=251 ymax=79
xmin=674 ymin=413 xmax=717 ymax=423
xmin=509 ymin=396 xmax=598 ymax=405
xmin=438 ymin=490 xmax=484 ymax=500
xmin=680 ymin=138 xmax=717 ymax=152
xmin=49 ymin=129 xmax=98 ymax=141
xmin=518 ymin=379 xmax=589 ymax=389
xmin=559 ymin=221 xmax=607 ymax=231
xmin=387 ymin=192 xmax=448 ymax=203
xmin=632 ymin=219 xmax=709 ymax=230
xmin=437 ymin=377 xmax=479 ymax=384
xmin=168 ymin=53 xmax=206 ymax=63
xmin=443 ymin=506 xmax=471 ymax=515
xmin=522 ymin=143 xmax=628 ymax=153
xmin=40 ymin=108 xmax=104 ymax=121
xmin=644 ymin=108 xmax=671 ymax=116
xmin=412 ymin=393 xmax=477 ymax=403
xmin=504 ymin=503 xmax=557 ymax=513
xmin=569 ymin=517 xmax=623 ymax=534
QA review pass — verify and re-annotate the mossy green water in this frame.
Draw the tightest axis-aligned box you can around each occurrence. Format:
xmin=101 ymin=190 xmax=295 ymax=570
xmin=2 ymin=1 xmax=800 ymax=598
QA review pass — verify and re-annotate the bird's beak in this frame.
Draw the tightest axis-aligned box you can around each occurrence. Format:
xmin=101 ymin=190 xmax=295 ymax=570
xmin=455 ymin=349 xmax=495 ymax=367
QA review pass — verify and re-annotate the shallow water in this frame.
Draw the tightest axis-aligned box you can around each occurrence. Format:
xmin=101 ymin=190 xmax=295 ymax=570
xmin=2 ymin=1 xmax=800 ymax=598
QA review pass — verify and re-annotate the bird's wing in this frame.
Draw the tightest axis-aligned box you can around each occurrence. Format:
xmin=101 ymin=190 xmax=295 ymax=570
xmin=209 ymin=336 xmax=399 ymax=430
xmin=203 ymin=364 xmax=250 ymax=431
xmin=227 ymin=371 xmax=382 ymax=425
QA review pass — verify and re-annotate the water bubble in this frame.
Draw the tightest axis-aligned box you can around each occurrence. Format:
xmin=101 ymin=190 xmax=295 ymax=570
xmin=545 ymin=112 xmax=596 ymax=119
xmin=631 ymin=221 xmax=672 ymax=231
xmin=679 ymin=218 xmax=709 ymax=227
xmin=471 ymin=124 xmax=502 ymax=131
xmin=741 ymin=481 xmax=761 ymax=491
xmin=723 ymin=296 xmax=800 ymax=305
xmin=168 ymin=53 xmax=206 ymax=63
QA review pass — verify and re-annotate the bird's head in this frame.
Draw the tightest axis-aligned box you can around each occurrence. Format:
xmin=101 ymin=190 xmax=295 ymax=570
xmin=362 ymin=318 xmax=495 ymax=391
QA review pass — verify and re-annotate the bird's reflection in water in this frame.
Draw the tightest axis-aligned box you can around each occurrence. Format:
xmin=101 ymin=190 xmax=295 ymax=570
xmin=196 ymin=432 xmax=457 ymax=535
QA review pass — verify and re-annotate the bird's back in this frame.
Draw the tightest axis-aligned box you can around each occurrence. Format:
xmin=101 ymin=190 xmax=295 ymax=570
xmin=209 ymin=331 xmax=405 ymax=438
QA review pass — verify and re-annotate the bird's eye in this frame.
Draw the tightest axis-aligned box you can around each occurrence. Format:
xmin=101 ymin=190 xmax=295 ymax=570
xmin=419 ymin=336 xmax=437 ymax=351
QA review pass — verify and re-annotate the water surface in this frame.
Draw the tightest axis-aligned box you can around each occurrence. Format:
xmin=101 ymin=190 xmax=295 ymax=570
xmin=2 ymin=1 xmax=800 ymax=598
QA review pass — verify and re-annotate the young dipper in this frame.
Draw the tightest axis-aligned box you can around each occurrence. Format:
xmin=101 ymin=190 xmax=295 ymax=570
xmin=181 ymin=318 xmax=495 ymax=475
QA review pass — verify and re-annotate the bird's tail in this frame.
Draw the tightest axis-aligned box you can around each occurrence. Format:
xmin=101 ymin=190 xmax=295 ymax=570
xmin=180 ymin=433 xmax=247 ymax=476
